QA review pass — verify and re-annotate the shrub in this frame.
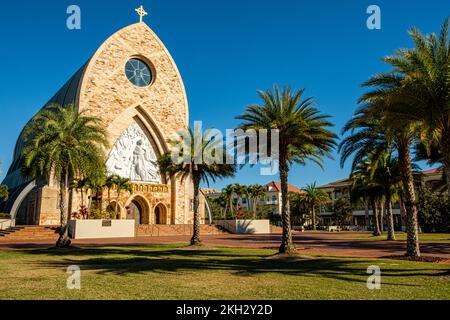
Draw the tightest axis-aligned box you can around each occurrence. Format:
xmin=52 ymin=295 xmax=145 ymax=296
xmin=418 ymin=189 xmax=450 ymax=233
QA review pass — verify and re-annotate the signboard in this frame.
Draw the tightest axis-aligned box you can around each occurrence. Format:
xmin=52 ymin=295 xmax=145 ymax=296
xmin=102 ymin=220 xmax=112 ymax=227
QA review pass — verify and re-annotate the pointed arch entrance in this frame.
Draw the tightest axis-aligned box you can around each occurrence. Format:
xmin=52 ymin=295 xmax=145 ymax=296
xmin=126 ymin=196 xmax=150 ymax=225
xmin=153 ymin=203 xmax=167 ymax=225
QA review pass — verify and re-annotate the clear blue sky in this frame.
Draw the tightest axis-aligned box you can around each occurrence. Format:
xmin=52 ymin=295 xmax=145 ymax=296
xmin=0 ymin=0 xmax=447 ymax=190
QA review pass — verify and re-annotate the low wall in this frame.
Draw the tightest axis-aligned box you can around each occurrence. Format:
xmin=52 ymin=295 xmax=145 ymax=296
xmin=68 ymin=220 xmax=135 ymax=239
xmin=136 ymin=224 xmax=225 ymax=237
xmin=0 ymin=219 xmax=14 ymax=231
xmin=214 ymin=220 xmax=271 ymax=234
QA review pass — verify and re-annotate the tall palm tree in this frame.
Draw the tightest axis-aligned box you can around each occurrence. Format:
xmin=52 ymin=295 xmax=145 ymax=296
xmin=340 ymin=101 xmax=421 ymax=255
xmin=358 ymin=151 xmax=403 ymax=240
xmin=237 ymin=86 xmax=337 ymax=254
xmin=86 ymin=173 xmax=107 ymax=215
xmin=361 ymin=18 xmax=449 ymax=190
xmin=222 ymin=184 xmax=235 ymax=219
xmin=300 ymin=183 xmax=330 ymax=230
xmin=350 ymin=166 xmax=384 ymax=236
xmin=158 ymin=127 xmax=235 ymax=246
xmin=21 ymin=104 xmax=108 ymax=247
xmin=236 ymin=184 xmax=249 ymax=213
xmin=113 ymin=176 xmax=133 ymax=219
xmin=248 ymin=184 xmax=267 ymax=218
xmin=232 ymin=184 xmax=245 ymax=213
xmin=70 ymin=178 xmax=89 ymax=207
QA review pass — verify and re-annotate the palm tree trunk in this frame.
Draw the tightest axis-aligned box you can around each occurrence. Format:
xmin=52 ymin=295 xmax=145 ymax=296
xmin=372 ymin=200 xmax=381 ymax=236
xmin=115 ymin=189 xmax=121 ymax=220
xmin=279 ymin=154 xmax=295 ymax=254
xmin=191 ymin=174 xmax=202 ymax=246
xmin=364 ymin=200 xmax=370 ymax=230
xmin=229 ymin=198 xmax=234 ymax=218
xmin=107 ymin=188 xmax=112 ymax=219
xmin=223 ymin=202 xmax=228 ymax=220
xmin=67 ymin=173 xmax=74 ymax=221
xmin=377 ymin=202 xmax=384 ymax=233
xmin=80 ymin=188 xmax=84 ymax=207
xmin=56 ymin=171 xmax=71 ymax=248
xmin=398 ymin=139 xmax=420 ymax=257
xmin=312 ymin=206 xmax=316 ymax=230
xmin=385 ymin=191 xmax=396 ymax=241
xmin=399 ymin=195 xmax=406 ymax=231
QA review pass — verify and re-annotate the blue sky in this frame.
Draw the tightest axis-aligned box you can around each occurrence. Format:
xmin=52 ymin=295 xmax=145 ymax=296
xmin=0 ymin=0 xmax=447 ymax=190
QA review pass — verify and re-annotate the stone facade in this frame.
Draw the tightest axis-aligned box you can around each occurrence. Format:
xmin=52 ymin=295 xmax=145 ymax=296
xmin=6 ymin=22 xmax=204 ymax=226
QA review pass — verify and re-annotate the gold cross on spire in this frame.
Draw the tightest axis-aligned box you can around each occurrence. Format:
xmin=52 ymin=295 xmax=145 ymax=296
xmin=135 ymin=5 xmax=148 ymax=23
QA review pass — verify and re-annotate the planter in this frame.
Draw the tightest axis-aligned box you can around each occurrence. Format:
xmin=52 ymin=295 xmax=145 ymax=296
xmin=68 ymin=220 xmax=135 ymax=239
xmin=214 ymin=220 xmax=271 ymax=234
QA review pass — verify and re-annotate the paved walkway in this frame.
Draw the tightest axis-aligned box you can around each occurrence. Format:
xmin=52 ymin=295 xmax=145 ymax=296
xmin=1 ymin=232 xmax=450 ymax=260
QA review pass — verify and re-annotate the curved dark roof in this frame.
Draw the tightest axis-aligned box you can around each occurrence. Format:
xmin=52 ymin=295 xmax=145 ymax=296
xmin=1 ymin=61 xmax=90 ymax=195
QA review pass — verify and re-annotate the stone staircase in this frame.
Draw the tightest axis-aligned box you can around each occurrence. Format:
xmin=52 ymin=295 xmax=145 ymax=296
xmin=0 ymin=226 xmax=59 ymax=241
xmin=137 ymin=224 xmax=229 ymax=237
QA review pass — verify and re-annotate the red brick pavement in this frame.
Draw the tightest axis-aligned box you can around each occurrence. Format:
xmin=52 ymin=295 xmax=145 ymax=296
xmin=1 ymin=232 xmax=449 ymax=261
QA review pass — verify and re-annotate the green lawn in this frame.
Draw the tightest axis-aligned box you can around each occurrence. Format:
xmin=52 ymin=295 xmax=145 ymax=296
xmin=322 ymin=233 xmax=450 ymax=242
xmin=0 ymin=244 xmax=449 ymax=300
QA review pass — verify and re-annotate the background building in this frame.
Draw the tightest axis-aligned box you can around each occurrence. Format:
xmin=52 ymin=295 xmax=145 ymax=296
xmin=318 ymin=168 xmax=444 ymax=229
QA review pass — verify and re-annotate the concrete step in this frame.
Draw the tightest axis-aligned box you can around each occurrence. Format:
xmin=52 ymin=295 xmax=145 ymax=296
xmin=0 ymin=226 xmax=59 ymax=241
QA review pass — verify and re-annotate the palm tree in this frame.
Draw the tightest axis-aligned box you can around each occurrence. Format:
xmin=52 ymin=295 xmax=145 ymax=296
xmin=113 ymin=176 xmax=133 ymax=219
xmin=238 ymin=184 xmax=250 ymax=213
xmin=232 ymin=183 xmax=246 ymax=213
xmin=158 ymin=127 xmax=235 ymax=246
xmin=222 ymin=184 xmax=235 ymax=219
xmin=376 ymin=19 xmax=450 ymax=195
xmin=357 ymin=19 xmax=449 ymax=257
xmin=86 ymin=173 xmax=107 ymax=215
xmin=237 ymin=86 xmax=337 ymax=254
xmin=350 ymin=166 xmax=384 ymax=236
xmin=300 ymin=183 xmax=330 ymax=230
xmin=248 ymin=184 xmax=267 ymax=218
xmin=356 ymin=151 xmax=402 ymax=240
xmin=339 ymin=101 xmax=421 ymax=254
xmin=21 ymin=104 xmax=108 ymax=247
xmin=70 ymin=178 xmax=89 ymax=207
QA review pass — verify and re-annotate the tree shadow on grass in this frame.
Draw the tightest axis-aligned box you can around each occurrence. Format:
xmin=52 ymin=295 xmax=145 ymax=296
xmin=22 ymin=245 xmax=450 ymax=286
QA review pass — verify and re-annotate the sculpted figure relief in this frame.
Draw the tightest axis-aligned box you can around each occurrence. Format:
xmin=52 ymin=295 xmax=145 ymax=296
xmin=106 ymin=123 xmax=161 ymax=183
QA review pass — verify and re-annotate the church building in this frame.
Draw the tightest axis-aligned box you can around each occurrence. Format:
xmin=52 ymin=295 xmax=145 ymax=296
xmin=0 ymin=9 xmax=204 ymax=230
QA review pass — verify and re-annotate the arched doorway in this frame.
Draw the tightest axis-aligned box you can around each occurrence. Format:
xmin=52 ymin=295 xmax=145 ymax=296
xmin=126 ymin=196 xmax=150 ymax=225
xmin=154 ymin=204 xmax=167 ymax=225
xmin=127 ymin=201 xmax=142 ymax=225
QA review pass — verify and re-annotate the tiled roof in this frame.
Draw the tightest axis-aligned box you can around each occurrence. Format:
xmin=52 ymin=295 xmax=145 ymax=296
xmin=265 ymin=181 xmax=303 ymax=193
xmin=422 ymin=167 xmax=444 ymax=175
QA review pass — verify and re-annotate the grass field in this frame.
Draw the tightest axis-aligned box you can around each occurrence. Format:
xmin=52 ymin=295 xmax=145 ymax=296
xmin=0 ymin=244 xmax=449 ymax=300
xmin=322 ymin=233 xmax=450 ymax=242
